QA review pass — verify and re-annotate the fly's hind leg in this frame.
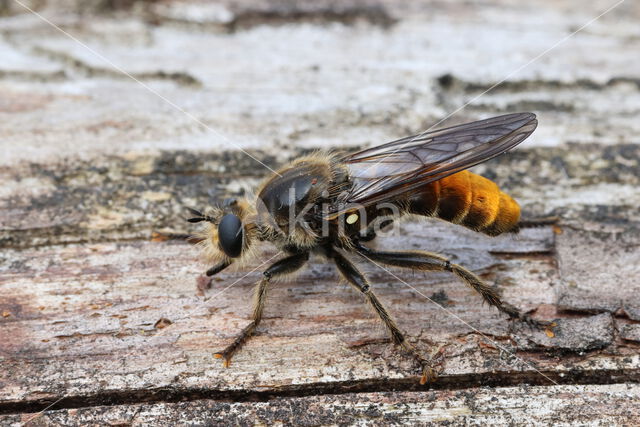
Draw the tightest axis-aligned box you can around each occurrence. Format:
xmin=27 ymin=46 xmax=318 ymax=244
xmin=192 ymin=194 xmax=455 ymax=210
xmin=327 ymin=247 xmax=440 ymax=384
xmin=354 ymin=243 xmax=553 ymax=330
xmin=214 ymin=252 xmax=309 ymax=367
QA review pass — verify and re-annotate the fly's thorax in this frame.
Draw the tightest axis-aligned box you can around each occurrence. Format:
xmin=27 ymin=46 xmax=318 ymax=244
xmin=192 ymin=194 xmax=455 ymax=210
xmin=320 ymin=201 xmax=404 ymax=247
xmin=255 ymin=153 xmax=338 ymax=247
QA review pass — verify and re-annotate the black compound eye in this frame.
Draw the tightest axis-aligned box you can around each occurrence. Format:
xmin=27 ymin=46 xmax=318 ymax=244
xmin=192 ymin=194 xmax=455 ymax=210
xmin=218 ymin=214 xmax=244 ymax=258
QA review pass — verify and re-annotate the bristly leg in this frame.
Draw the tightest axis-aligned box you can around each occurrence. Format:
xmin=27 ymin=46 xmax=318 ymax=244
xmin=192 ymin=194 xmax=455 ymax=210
xmin=213 ymin=251 xmax=309 ymax=367
xmin=206 ymin=261 xmax=232 ymax=277
xmin=354 ymin=242 xmax=554 ymax=331
xmin=326 ymin=246 xmax=441 ymax=384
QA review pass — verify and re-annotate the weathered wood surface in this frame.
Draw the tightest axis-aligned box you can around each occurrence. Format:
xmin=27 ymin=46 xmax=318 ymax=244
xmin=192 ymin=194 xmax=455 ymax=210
xmin=1 ymin=0 xmax=640 ymax=424
xmin=4 ymin=385 xmax=640 ymax=426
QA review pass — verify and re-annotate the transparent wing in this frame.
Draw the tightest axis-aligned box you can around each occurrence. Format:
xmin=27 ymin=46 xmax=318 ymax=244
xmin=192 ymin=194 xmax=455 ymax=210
xmin=327 ymin=113 xmax=537 ymax=216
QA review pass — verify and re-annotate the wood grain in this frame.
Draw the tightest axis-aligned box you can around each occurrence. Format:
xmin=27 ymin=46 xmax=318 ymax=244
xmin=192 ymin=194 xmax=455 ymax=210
xmin=1 ymin=0 xmax=639 ymax=424
xmin=5 ymin=384 xmax=640 ymax=426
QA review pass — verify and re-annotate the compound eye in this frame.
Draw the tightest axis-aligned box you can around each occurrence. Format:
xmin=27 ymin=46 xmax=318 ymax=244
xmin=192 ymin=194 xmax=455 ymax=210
xmin=218 ymin=214 xmax=244 ymax=258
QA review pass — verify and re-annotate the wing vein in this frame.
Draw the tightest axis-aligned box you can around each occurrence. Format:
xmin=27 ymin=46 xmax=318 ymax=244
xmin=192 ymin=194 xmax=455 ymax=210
xmin=327 ymin=113 xmax=537 ymax=216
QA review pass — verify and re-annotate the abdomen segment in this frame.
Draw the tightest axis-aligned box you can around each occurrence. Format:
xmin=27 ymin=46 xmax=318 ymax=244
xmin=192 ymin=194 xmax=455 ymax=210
xmin=407 ymin=170 xmax=520 ymax=235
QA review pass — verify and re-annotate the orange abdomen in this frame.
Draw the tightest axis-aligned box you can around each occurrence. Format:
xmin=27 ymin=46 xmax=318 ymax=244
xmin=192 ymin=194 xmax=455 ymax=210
xmin=408 ymin=170 xmax=520 ymax=236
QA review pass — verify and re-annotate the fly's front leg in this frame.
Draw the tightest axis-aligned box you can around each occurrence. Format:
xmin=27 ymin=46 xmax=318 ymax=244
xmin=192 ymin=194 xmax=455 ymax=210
xmin=327 ymin=247 xmax=440 ymax=384
xmin=354 ymin=243 xmax=553 ymax=330
xmin=206 ymin=261 xmax=232 ymax=277
xmin=214 ymin=252 xmax=309 ymax=367
xmin=194 ymin=261 xmax=231 ymax=296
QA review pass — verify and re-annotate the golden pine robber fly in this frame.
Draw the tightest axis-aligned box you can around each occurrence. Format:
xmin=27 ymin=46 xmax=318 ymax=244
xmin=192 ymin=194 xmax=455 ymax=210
xmin=187 ymin=112 xmax=553 ymax=383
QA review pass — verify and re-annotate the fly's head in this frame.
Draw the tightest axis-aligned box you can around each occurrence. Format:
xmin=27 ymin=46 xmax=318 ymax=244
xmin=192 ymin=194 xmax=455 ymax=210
xmin=187 ymin=198 xmax=258 ymax=265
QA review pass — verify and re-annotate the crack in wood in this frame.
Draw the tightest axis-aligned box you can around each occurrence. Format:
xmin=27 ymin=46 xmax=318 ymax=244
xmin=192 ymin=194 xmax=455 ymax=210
xmin=1 ymin=367 xmax=638 ymax=416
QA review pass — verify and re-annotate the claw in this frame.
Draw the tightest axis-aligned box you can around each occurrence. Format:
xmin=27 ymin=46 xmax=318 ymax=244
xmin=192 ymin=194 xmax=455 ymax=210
xmin=420 ymin=367 xmax=438 ymax=385
xmin=513 ymin=316 xmax=557 ymax=338
xmin=544 ymin=321 xmax=557 ymax=338
xmin=214 ymin=352 xmax=232 ymax=367
xmin=416 ymin=353 xmax=442 ymax=385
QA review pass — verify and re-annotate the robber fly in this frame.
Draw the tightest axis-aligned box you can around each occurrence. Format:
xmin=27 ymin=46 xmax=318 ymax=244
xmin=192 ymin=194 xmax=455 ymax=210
xmin=187 ymin=112 xmax=552 ymax=384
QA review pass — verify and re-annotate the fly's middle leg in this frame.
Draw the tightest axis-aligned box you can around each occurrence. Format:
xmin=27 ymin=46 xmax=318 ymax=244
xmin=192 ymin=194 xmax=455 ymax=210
xmin=327 ymin=246 xmax=440 ymax=384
